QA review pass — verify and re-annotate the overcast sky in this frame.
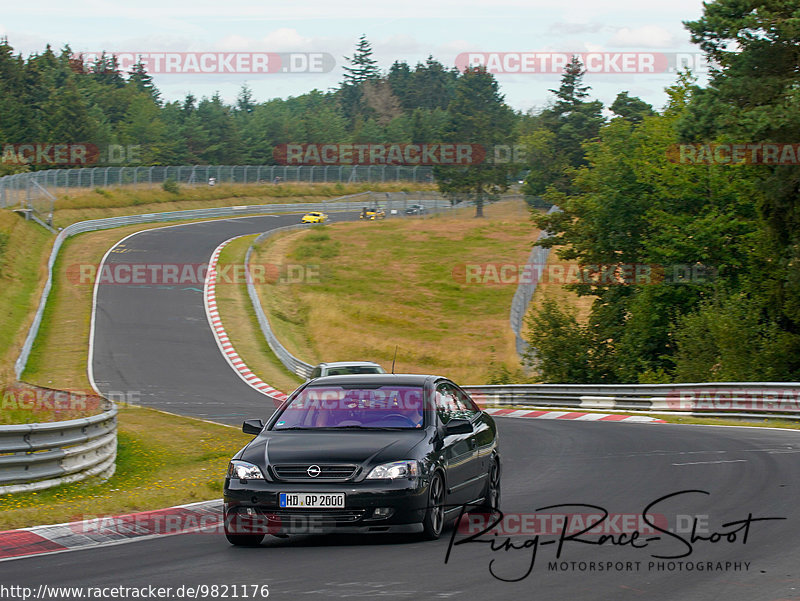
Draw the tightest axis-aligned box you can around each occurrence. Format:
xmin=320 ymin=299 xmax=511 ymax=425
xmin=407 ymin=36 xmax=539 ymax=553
xmin=1 ymin=0 xmax=710 ymax=112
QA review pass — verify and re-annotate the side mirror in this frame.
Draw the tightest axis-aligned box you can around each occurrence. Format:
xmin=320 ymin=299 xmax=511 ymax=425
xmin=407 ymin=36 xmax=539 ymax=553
xmin=242 ymin=419 xmax=265 ymax=435
xmin=444 ymin=418 xmax=473 ymax=435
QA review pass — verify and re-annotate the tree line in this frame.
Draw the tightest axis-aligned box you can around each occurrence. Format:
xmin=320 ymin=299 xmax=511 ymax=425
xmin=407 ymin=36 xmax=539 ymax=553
xmin=525 ymin=0 xmax=800 ymax=383
xmin=1 ymin=10 xmax=797 ymax=383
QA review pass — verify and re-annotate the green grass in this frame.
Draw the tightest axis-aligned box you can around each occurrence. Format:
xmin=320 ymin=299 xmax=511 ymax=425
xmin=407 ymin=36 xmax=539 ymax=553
xmin=0 ymin=212 xmax=52 ymax=386
xmin=0 ymin=181 xmax=435 ymax=393
xmin=0 ymin=405 xmax=253 ymax=530
xmin=49 ymin=182 xmax=433 ymax=229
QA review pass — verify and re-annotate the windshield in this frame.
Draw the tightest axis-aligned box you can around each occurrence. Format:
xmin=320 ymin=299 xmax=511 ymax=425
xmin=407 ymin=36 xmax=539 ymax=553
xmin=273 ymin=385 xmax=425 ymax=430
xmin=325 ymin=365 xmax=386 ymax=376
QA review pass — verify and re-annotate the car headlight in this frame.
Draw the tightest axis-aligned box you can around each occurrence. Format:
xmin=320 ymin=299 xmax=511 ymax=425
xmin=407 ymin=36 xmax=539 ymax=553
xmin=366 ymin=460 xmax=419 ymax=480
xmin=227 ymin=460 xmax=265 ymax=480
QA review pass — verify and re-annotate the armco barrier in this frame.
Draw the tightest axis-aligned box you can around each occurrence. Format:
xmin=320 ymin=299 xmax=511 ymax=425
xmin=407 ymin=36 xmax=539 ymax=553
xmin=0 ymin=399 xmax=117 ymax=494
xmin=461 ymin=382 xmax=800 ymax=420
xmin=246 ymin=226 xmax=316 ymax=380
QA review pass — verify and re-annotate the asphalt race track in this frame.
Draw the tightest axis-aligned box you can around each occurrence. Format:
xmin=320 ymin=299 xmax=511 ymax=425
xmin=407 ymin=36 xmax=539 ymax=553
xmin=6 ymin=213 xmax=800 ymax=600
xmin=89 ymin=213 xmax=358 ymax=424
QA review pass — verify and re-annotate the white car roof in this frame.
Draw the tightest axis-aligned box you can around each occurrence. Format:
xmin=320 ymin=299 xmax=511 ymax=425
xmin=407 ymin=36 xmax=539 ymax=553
xmin=318 ymin=361 xmax=382 ymax=367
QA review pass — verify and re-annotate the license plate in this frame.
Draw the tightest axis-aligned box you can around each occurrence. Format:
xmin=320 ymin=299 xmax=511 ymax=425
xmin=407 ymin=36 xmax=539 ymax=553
xmin=279 ymin=493 xmax=345 ymax=508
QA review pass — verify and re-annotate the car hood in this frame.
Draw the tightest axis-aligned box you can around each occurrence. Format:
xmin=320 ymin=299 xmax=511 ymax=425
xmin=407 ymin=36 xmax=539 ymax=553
xmin=242 ymin=430 xmax=428 ymax=467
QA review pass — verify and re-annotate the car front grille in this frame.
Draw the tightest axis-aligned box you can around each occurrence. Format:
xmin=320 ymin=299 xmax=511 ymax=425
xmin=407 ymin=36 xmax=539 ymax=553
xmin=272 ymin=464 xmax=358 ymax=482
xmin=260 ymin=509 xmax=365 ymax=523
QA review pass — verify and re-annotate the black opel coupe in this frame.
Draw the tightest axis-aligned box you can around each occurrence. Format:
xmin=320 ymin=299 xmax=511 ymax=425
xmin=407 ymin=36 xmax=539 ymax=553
xmin=223 ymin=374 xmax=500 ymax=545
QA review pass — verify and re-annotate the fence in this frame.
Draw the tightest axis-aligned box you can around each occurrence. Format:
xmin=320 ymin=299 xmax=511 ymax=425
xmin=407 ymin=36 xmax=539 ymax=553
xmin=0 ymin=165 xmax=437 ymax=209
xmin=0 ymin=400 xmax=117 ymax=494
xmin=509 ymin=204 xmax=561 ymax=358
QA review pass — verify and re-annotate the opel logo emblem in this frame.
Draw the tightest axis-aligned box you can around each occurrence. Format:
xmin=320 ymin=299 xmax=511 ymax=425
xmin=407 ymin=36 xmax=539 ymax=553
xmin=307 ymin=464 xmax=321 ymax=478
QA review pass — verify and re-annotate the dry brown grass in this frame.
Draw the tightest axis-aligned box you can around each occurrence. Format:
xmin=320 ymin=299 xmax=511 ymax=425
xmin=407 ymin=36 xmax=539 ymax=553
xmin=249 ymin=200 xmax=539 ymax=385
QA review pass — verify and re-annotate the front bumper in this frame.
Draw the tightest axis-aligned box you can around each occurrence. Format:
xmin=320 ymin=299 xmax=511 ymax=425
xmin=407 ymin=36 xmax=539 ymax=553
xmin=224 ymin=477 xmax=428 ymax=535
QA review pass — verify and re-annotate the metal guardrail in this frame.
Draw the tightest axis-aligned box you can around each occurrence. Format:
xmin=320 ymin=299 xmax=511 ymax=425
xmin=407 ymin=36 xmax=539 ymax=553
xmin=243 ymin=195 xmax=561 ymax=381
xmin=461 ymin=382 xmax=800 ymax=419
xmin=246 ymin=226 xmax=316 ymax=380
xmin=0 ymin=401 xmax=117 ymax=494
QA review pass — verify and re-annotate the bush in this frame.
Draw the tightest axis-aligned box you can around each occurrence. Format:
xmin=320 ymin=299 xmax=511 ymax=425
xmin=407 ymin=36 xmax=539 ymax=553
xmin=524 ymin=298 xmax=601 ymax=382
xmin=0 ymin=231 xmax=8 ymax=265
xmin=672 ymin=294 xmax=800 ymax=381
xmin=162 ymin=179 xmax=180 ymax=194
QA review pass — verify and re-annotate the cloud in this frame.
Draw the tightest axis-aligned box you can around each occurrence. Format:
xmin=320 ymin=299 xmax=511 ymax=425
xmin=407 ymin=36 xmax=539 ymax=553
xmin=608 ymin=25 xmax=676 ymax=48
xmin=548 ymin=22 xmax=608 ymax=35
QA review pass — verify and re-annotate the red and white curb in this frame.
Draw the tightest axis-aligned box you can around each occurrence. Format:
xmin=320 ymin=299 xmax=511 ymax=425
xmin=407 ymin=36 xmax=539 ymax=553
xmin=204 ymin=237 xmax=288 ymax=406
xmin=483 ymin=408 xmax=665 ymax=423
xmin=0 ymin=500 xmax=222 ymax=562
xmin=201 ymin=238 xmax=663 ymax=424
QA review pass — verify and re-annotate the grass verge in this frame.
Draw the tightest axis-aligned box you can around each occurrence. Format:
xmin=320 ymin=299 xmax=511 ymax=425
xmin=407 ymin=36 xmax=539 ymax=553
xmin=0 ymin=405 xmax=252 ymax=530
xmin=0 ymin=212 xmax=52 ymax=386
xmin=244 ymin=200 xmax=539 ymax=384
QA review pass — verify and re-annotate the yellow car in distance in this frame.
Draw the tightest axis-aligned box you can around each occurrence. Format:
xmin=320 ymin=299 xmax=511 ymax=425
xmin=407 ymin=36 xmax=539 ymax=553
xmin=359 ymin=207 xmax=386 ymax=220
xmin=301 ymin=211 xmax=328 ymax=224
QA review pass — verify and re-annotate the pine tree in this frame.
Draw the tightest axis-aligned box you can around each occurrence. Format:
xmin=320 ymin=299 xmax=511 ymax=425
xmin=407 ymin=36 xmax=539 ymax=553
xmin=128 ymin=60 xmax=161 ymax=104
xmin=436 ymin=66 xmax=515 ymax=217
xmin=236 ymin=84 xmax=256 ymax=114
xmin=549 ymin=56 xmax=589 ymax=114
xmin=342 ymin=35 xmax=380 ymax=85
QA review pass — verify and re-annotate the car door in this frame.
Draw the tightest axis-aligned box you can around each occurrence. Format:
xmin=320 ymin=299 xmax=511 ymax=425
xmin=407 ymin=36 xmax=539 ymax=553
xmin=454 ymin=383 xmax=495 ymax=492
xmin=435 ymin=381 xmax=482 ymax=507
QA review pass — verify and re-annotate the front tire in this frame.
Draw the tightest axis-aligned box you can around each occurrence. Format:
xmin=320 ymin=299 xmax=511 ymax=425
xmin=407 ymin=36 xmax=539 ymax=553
xmin=481 ymin=458 xmax=501 ymax=513
xmin=421 ymin=472 xmax=446 ymax=540
xmin=224 ymin=510 xmax=265 ymax=546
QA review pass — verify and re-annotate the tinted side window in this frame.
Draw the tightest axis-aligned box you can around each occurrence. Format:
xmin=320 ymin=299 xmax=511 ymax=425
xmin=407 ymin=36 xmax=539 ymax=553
xmin=435 ymin=383 xmax=477 ymax=424
xmin=435 ymin=383 xmax=457 ymax=425
xmin=310 ymin=367 xmax=321 ymax=378
xmin=454 ymin=386 xmax=480 ymax=416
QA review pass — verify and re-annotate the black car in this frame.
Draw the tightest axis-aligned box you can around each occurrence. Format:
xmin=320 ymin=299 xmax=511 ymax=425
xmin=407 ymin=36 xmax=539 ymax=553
xmin=405 ymin=204 xmax=427 ymax=215
xmin=223 ymin=374 xmax=500 ymax=545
